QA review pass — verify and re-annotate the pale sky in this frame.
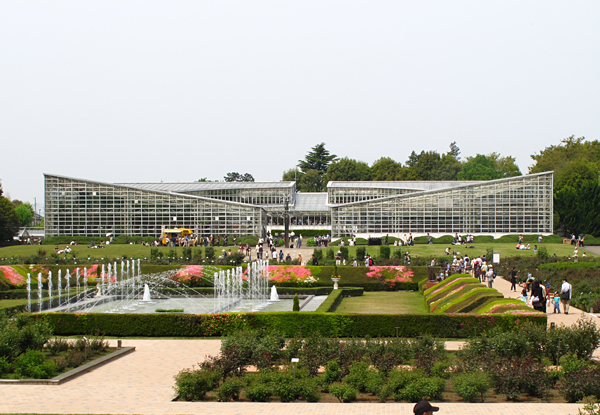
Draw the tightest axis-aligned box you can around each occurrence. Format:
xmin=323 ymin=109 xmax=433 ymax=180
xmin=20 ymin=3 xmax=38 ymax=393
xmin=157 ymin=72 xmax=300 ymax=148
xmin=1 ymin=1 xmax=599 ymax=213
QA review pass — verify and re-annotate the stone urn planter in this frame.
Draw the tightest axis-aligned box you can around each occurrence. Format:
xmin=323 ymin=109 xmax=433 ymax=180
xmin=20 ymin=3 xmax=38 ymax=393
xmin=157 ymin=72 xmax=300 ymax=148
xmin=331 ymin=277 xmax=341 ymax=290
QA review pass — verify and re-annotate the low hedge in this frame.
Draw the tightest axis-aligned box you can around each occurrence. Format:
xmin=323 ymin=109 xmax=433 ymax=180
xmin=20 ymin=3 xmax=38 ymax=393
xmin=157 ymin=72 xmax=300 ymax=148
xmin=0 ymin=289 xmax=29 ymax=299
xmin=40 ymin=311 xmax=546 ymax=338
xmin=314 ymin=287 xmax=364 ymax=312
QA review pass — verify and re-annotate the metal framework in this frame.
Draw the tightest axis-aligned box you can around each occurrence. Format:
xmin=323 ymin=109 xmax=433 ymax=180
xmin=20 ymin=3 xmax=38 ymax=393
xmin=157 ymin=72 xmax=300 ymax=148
xmin=330 ymin=172 xmax=553 ymax=236
xmin=44 ymin=172 xmax=553 ymax=238
xmin=45 ymin=174 xmax=267 ymax=237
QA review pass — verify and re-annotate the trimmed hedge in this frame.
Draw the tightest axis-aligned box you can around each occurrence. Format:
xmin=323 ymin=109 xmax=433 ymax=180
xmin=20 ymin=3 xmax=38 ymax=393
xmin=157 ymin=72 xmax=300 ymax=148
xmin=314 ymin=287 xmax=364 ymax=312
xmin=440 ymin=289 xmax=503 ymax=313
xmin=538 ymin=261 xmax=600 ymax=271
xmin=40 ymin=311 xmax=546 ymax=338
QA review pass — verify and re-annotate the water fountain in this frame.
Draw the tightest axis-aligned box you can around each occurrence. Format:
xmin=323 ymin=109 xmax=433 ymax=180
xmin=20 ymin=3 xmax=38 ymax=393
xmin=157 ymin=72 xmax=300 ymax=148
xmin=269 ymin=285 xmax=280 ymax=302
xmin=26 ymin=273 xmax=31 ymax=312
xmin=27 ymin=259 xmax=284 ymax=314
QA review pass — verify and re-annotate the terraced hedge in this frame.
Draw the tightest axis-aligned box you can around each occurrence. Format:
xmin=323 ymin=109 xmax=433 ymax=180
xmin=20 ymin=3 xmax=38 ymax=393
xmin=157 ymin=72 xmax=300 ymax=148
xmin=424 ymin=273 xmax=542 ymax=316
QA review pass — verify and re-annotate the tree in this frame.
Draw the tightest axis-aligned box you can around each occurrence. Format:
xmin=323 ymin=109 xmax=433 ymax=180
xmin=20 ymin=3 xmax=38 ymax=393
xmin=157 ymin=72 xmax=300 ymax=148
xmin=554 ymin=180 xmax=600 ymax=236
xmin=407 ymin=150 xmax=462 ymax=180
xmin=457 ymin=154 xmax=503 ymax=180
xmin=371 ymin=157 xmax=403 ymax=181
xmin=448 ymin=141 xmax=461 ymax=160
xmin=298 ymin=143 xmax=337 ymax=173
xmin=15 ymin=202 xmax=34 ymax=227
xmin=326 ymin=158 xmax=371 ymax=181
xmin=530 ymin=135 xmax=600 ymax=175
xmin=555 ymin=159 xmax=599 ymax=193
xmin=224 ymin=172 xmax=255 ymax=182
xmin=488 ymin=153 xmax=522 ymax=177
xmin=297 ymin=170 xmax=324 ymax=192
xmin=0 ymin=182 xmax=19 ymax=243
xmin=282 ymin=168 xmax=299 ymax=182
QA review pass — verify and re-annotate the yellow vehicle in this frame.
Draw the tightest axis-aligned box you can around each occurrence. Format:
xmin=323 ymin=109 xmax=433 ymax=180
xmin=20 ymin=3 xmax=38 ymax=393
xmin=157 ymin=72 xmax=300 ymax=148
xmin=162 ymin=228 xmax=193 ymax=238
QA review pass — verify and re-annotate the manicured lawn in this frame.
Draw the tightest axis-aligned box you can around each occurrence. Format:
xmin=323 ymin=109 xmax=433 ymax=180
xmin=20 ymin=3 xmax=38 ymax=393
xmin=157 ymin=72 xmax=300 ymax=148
xmin=0 ymin=298 xmax=28 ymax=310
xmin=0 ymin=244 xmax=239 ymax=260
xmin=334 ymin=291 xmax=428 ymax=314
xmin=332 ymin=243 xmax=589 ymax=260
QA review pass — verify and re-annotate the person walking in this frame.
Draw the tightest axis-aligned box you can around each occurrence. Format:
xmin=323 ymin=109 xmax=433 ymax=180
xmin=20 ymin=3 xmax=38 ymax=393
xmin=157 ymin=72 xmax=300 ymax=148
xmin=510 ymin=267 xmax=518 ymax=291
xmin=487 ymin=265 xmax=495 ymax=288
xmin=560 ymin=278 xmax=573 ymax=314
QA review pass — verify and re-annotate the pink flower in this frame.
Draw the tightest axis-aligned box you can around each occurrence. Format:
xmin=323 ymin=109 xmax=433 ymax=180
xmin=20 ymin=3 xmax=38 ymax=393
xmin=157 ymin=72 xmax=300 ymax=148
xmin=170 ymin=265 xmax=204 ymax=282
xmin=0 ymin=266 xmax=26 ymax=285
xmin=365 ymin=266 xmax=413 ymax=286
xmin=268 ymin=265 xmax=315 ymax=284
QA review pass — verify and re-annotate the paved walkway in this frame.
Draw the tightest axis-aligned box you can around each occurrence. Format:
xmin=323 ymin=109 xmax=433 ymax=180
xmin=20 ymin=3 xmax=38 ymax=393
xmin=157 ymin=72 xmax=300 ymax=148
xmin=0 ymin=339 xmax=586 ymax=415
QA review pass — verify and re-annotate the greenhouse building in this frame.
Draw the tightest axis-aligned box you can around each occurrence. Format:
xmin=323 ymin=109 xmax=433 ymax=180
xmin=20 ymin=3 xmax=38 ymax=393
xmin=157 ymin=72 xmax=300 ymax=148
xmin=44 ymin=172 xmax=553 ymax=238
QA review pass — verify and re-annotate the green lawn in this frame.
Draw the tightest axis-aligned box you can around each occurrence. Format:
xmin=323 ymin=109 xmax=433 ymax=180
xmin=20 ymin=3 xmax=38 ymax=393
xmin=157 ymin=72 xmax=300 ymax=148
xmin=0 ymin=241 xmax=590 ymax=260
xmin=0 ymin=298 xmax=28 ymax=310
xmin=334 ymin=291 xmax=428 ymax=314
xmin=0 ymin=244 xmax=239 ymax=260
xmin=333 ymin=242 xmax=589 ymax=260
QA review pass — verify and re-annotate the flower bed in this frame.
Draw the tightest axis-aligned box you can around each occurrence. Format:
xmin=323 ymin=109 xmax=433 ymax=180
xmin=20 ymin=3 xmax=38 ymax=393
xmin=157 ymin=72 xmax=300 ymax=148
xmin=268 ymin=265 xmax=318 ymax=285
xmin=365 ymin=266 xmax=414 ymax=288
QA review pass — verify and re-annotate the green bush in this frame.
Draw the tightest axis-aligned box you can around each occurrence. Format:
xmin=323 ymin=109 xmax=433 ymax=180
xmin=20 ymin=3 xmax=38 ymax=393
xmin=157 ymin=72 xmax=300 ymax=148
xmin=356 ymin=247 xmax=366 ymax=262
xmin=13 ymin=349 xmax=57 ymax=379
xmin=560 ymin=358 xmax=600 ymax=403
xmin=379 ymin=369 xmax=422 ymax=401
xmin=0 ymin=313 xmax=52 ymax=361
xmin=452 ymin=372 xmax=490 ymax=402
xmin=205 ymin=247 xmax=215 ymax=260
xmin=537 ymin=246 xmax=549 ymax=260
xmin=313 ymin=249 xmax=323 ymax=261
xmin=323 ymin=360 xmax=343 ymax=385
xmin=379 ymin=246 xmax=390 ymax=259
xmin=564 ymin=317 xmax=600 ymax=360
xmin=343 ymin=361 xmax=370 ymax=392
xmin=326 ymin=249 xmax=334 ymax=260
xmin=330 ymin=382 xmax=358 ymax=402
xmin=245 ymin=383 xmax=272 ymax=402
xmin=398 ymin=377 xmax=445 ymax=402
xmin=430 ymin=361 xmax=451 ymax=379
xmin=217 ymin=377 xmax=244 ymax=401
xmin=174 ymin=369 xmax=221 ymax=401
xmin=293 ymin=295 xmax=300 ymax=312
xmin=340 ymin=246 xmax=349 ymax=260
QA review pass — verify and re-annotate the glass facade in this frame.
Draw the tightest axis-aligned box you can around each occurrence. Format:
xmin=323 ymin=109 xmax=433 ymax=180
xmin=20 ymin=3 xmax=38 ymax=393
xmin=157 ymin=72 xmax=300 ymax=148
xmin=331 ymin=173 xmax=553 ymax=236
xmin=45 ymin=175 xmax=266 ymax=237
xmin=45 ymin=173 xmax=553 ymax=238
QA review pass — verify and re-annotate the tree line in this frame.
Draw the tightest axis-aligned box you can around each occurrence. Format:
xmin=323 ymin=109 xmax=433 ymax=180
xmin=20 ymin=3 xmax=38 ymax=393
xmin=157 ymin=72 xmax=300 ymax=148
xmin=283 ymin=142 xmax=522 ymax=193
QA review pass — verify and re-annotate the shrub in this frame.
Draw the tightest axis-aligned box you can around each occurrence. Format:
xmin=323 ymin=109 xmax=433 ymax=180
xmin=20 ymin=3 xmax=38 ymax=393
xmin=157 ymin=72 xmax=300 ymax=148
xmin=205 ymin=247 xmax=215 ymax=260
xmin=296 ymin=377 xmax=321 ymax=402
xmin=340 ymin=246 xmax=349 ymax=260
xmin=564 ymin=317 xmax=600 ymax=360
xmin=245 ymin=383 xmax=272 ymax=402
xmin=366 ymin=338 xmax=412 ymax=375
xmin=343 ymin=361 xmax=370 ymax=392
xmin=379 ymin=369 xmax=421 ymax=401
xmin=413 ymin=335 xmax=446 ymax=375
xmin=560 ymin=357 xmax=600 ymax=403
xmin=537 ymin=245 xmax=549 ymax=259
xmin=379 ymin=246 xmax=390 ymax=259
xmin=14 ymin=349 xmax=57 ymax=379
xmin=0 ymin=313 xmax=52 ymax=361
xmin=326 ymin=249 xmax=334 ymax=260
xmin=392 ymin=249 xmax=403 ymax=260
xmin=217 ymin=377 xmax=243 ymax=401
xmin=430 ymin=361 xmax=451 ymax=379
xmin=46 ymin=338 xmax=70 ymax=355
xmin=452 ymin=372 xmax=490 ymax=402
xmin=292 ymin=295 xmax=300 ymax=312
xmin=0 ymin=356 xmax=11 ymax=376
xmin=313 ymin=249 xmax=323 ymax=261
xmin=398 ymin=377 xmax=445 ymax=402
xmin=489 ymin=355 xmax=549 ymax=401
xmin=323 ymin=360 xmax=343 ymax=385
xmin=65 ymin=350 xmax=86 ymax=368
xmin=174 ymin=369 xmax=221 ymax=401
xmin=356 ymin=247 xmax=366 ymax=262
xmin=330 ymin=382 xmax=358 ymax=402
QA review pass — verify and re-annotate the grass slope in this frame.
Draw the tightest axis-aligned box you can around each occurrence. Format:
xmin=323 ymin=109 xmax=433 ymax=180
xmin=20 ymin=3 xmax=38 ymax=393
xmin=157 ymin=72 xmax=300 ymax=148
xmin=334 ymin=292 xmax=428 ymax=314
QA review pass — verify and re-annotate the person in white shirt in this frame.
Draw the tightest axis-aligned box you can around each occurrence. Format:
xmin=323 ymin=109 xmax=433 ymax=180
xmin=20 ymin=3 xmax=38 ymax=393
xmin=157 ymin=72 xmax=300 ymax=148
xmin=560 ymin=278 xmax=573 ymax=314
